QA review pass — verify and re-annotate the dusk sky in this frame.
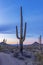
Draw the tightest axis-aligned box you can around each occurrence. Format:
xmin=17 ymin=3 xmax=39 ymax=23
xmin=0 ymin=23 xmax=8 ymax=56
xmin=0 ymin=0 xmax=43 ymax=44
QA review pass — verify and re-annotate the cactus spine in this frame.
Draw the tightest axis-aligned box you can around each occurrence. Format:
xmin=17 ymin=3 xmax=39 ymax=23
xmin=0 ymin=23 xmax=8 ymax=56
xmin=16 ymin=7 xmax=27 ymax=54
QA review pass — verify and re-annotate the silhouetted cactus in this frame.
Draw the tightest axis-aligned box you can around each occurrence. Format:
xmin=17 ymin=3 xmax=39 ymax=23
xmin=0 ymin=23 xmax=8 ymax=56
xmin=16 ymin=7 xmax=27 ymax=54
xmin=3 ymin=39 xmax=7 ymax=43
xmin=39 ymin=35 xmax=42 ymax=52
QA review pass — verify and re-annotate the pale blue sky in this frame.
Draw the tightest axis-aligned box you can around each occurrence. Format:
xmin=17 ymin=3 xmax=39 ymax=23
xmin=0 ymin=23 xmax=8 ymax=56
xmin=0 ymin=0 xmax=43 ymax=43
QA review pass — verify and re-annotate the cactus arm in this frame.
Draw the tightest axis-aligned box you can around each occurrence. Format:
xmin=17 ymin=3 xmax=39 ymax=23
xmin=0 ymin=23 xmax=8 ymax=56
xmin=23 ymin=22 xmax=27 ymax=41
xmin=16 ymin=26 xmax=20 ymax=39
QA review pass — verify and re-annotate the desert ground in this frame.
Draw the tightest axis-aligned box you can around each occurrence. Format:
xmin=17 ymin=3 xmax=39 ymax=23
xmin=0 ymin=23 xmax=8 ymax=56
xmin=0 ymin=42 xmax=43 ymax=65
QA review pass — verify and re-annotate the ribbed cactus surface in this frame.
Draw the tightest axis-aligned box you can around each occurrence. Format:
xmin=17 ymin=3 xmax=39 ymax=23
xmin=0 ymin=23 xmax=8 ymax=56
xmin=16 ymin=7 xmax=27 ymax=54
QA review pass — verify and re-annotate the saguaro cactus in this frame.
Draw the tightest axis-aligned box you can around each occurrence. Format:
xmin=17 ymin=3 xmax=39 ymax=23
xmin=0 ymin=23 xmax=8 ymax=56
xmin=16 ymin=7 xmax=27 ymax=54
xmin=39 ymin=35 xmax=42 ymax=52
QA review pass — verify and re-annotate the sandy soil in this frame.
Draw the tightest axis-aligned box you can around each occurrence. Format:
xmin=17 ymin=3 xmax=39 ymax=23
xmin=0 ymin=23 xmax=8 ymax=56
xmin=0 ymin=52 xmax=33 ymax=65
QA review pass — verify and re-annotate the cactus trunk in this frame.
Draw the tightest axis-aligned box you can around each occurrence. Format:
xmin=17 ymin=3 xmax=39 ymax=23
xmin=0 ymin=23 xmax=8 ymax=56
xmin=20 ymin=7 xmax=23 ymax=54
xmin=20 ymin=39 xmax=23 ymax=54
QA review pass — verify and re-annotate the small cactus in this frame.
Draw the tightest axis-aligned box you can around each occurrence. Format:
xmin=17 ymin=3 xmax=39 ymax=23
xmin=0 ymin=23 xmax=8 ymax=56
xmin=39 ymin=35 xmax=42 ymax=52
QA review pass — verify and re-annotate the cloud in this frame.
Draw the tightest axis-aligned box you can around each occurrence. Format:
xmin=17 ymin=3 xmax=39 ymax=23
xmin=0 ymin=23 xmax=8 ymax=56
xmin=26 ymin=33 xmax=40 ymax=38
xmin=0 ymin=24 xmax=16 ymax=33
xmin=0 ymin=0 xmax=43 ymax=37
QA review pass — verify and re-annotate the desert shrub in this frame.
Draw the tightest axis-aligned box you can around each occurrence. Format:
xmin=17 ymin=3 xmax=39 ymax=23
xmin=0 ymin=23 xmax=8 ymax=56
xmin=13 ymin=50 xmax=19 ymax=58
xmin=25 ymin=61 xmax=28 ymax=65
xmin=18 ymin=56 xmax=24 ymax=60
xmin=0 ymin=46 xmax=2 ymax=51
xmin=34 ymin=52 xmax=43 ymax=65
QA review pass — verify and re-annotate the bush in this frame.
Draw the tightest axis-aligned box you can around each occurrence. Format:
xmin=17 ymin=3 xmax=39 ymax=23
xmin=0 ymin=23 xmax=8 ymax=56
xmin=0 ymin=46 xmax=3 ymax=52
xmin=34 ymin=52 xmax=43 ymax=65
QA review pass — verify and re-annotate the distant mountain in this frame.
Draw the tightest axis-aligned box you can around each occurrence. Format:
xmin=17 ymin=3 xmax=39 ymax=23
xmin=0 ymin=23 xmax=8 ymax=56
xmin=0 ymin=42 xmax=7 ymax=45
xmin=0 ymin=41 xmax=43 ymax=50
xmin=32 ymin=42 xmax=43 ymax=47
xmin=32 ymin=42 xmax=39 ymax=46
xmin=0 ymin=42 xmax=15 ymax=49
xmin=30 ymin=42 xmax=43 ymax=50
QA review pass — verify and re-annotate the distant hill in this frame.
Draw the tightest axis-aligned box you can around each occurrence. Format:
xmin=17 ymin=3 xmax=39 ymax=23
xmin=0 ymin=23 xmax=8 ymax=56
xmin=0 ymin=42 xmax=7 ymax=45
xmin=32 ymin=42 xmax=39 ymax=46
xmin=0 ymin=42 xmax=15 ymax=52
xmin=0 ymin=41 xmax=43 ymax=51
xmin=23 ymin=42 xmax=43 ymax=51
xmin=27 ymin=42 xmax=43 ymax=51
xmin=32 ymin=42 xmax=43 ymax=47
